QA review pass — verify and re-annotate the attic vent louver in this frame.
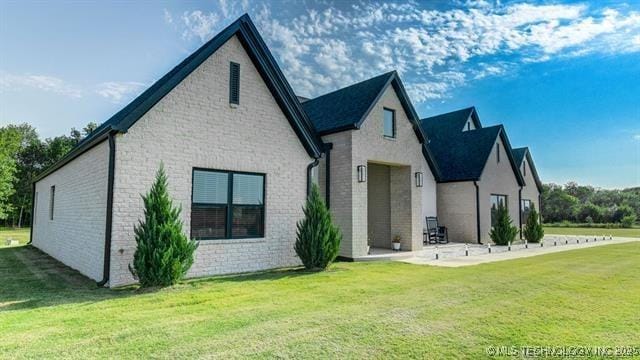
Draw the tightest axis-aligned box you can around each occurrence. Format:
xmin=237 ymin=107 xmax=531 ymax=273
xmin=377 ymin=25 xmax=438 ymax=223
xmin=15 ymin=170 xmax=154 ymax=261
xmin=229 ymin=62 xmax=240 ymax=105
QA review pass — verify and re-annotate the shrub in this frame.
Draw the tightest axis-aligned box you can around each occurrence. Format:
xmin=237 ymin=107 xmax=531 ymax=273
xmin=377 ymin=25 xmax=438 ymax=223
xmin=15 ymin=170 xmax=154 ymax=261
xmin=523 ymin=205 xmax=544 ymax=243
xmin=129 ymin=164 xmax=198 ymax=287
xmin=489 ymin=204 xmax=518 ymax=245
xmin=621 ymin=215 xmax=636 ymax=228
xmin=295 ymin=183 xmax=342 ymax=271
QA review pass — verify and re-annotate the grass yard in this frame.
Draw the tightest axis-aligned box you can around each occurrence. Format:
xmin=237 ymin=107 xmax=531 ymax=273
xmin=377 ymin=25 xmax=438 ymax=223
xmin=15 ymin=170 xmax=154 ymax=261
xmin=0 ymin=227 xmax=30 ymax=247
xmin=543 ymin=226 xmax=640 ymax=238
xmin=1 ymin=244 xmax=640 ymax=359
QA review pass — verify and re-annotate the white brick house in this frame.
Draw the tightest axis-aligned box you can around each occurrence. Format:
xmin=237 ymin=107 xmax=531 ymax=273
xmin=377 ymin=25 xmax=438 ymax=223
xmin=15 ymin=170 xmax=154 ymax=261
xmin=31 ymin=14 xmax=541 ymax=286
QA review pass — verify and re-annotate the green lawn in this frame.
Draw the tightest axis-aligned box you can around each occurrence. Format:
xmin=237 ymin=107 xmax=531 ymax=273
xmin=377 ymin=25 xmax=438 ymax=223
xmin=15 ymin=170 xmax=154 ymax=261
xmin=0 ymin=227 xmax=30 ymax=247
xmin=1 ymin=244 xmax=639 ymax=359
xmin=543 ymin=226 xmax=640 ymax=238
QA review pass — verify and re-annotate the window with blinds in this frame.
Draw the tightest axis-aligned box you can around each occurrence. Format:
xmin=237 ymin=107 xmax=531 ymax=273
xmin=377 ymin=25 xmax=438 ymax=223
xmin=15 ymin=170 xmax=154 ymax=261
xmin=191 ymin=169 xmax=264 ymax=240
xmin=229 ymin=62 xmax=240 ymax=105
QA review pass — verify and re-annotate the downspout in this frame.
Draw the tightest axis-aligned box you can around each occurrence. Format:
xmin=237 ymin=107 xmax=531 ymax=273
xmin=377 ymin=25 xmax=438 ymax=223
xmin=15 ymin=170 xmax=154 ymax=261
xmin=474 ymin=181 xmax=481 ymax=244
xmin=324 ymin=143 xmax=333 ymax=209
xmin=27 ymin=182 xmax=35 ymax=245
xmin=306 ymin=158 xmax=320 ymax=198
xmin=518 ymin=186 xmax=523 ymax=239
xmin=97 ymin=132 xmax=116 ymax=287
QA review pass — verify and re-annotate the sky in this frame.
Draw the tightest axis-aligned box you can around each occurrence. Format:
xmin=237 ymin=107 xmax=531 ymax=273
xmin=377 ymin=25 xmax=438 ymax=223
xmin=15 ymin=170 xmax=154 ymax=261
xmin=0 ymin=0 xmax=639 ymax=189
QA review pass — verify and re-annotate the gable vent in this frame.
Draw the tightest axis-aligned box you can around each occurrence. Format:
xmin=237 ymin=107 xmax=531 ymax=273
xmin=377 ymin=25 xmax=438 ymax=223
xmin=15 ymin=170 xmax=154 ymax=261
xmin=229 ymin=62 xmax=240 ymax=105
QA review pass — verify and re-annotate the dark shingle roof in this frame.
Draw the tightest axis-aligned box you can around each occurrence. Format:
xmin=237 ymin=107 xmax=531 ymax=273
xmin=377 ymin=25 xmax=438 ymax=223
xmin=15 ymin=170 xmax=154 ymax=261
xmin=512 ymin=147 xmax=527 ymax=166
xmin=302 ymin=72 xmax=395 ymax=134
xmin=421 ymin=108 xmax=524 ymax=185
xmin=427 ymin=125 xmax=502 ymax=181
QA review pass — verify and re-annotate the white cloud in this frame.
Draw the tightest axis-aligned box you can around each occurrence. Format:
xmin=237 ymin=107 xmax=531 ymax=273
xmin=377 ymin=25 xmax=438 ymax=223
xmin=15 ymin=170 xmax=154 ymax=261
xmin=633 ymin=134 xmax=640 ymax=141
xmin=164 ymin=2 xmax=640 ymax=102
xmin=181 ymin=10 xmax=220 ymax=43
xmin=163 ymin=8 xmax=173 ymax=25
xmin=0 ymin=73 xmax=83 ymax=98
xmin=95 ymin=81 xmax=147 ymax=103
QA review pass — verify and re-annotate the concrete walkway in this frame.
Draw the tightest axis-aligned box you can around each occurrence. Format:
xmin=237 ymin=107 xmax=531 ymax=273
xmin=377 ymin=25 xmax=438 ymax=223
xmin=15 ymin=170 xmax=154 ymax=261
xmin=400 ymin=236 xmax=639 ymax=267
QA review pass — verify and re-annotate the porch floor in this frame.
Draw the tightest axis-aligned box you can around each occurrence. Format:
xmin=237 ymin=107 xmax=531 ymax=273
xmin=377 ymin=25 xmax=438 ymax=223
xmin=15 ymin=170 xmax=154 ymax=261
xmin=353 ymin=236 xmax=638 ymax=266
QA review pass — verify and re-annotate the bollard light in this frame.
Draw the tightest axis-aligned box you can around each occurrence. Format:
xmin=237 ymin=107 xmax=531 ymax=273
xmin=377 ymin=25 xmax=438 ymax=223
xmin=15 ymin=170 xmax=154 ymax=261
xmin=465 ymin=243 xmax=469 ymax=256
xmin=577 ymin=238 xmax=580 ymax=244
xmin=508 ymin=241 xmax=511 ymax=251
xmin=434 ymin=246 xmax=439 ymax=260
xmin=594 ymin=237 xmax=596 ymax=242
xmin=554 ymin=239 xmax=557 ymax=246
xmin=586 ymin=237 xmax=589 ymax=243
xmin=488 ymin=242 xmax=492 ymax=254
xmin=540 ymin=241 xmax=544 ymax=247
xmin=525 ymin=239 xmax=528 ymax=249
xmin=602 ymin=235 xmax=605 ymax=241
xmin=609 ymin=234 xmax=612 ymax=240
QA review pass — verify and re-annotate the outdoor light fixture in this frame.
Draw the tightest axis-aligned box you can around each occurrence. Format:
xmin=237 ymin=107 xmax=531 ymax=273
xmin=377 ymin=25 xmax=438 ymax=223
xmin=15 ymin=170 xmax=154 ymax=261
xmin=465 ymin=243 xmax=469 ymax=256
xmin=357 ymin=165 xmax=367 ymax=183
xmin=435 ymin=246 xmax=439 ymax=260
xmin=507 ymin=241 xmax=511 ymax=251
xmin=487 ymin=242 xmax=491 ymax=254
xmin=525 ymin=239 xmax=528 ymax=249
xmin=415 ymin=172 xmax=424 ymax=187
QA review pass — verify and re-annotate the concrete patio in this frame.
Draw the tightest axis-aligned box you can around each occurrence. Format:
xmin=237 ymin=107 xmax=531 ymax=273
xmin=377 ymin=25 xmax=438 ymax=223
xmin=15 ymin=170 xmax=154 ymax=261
xmin=354 ymin=235 xmax=639 ymax=266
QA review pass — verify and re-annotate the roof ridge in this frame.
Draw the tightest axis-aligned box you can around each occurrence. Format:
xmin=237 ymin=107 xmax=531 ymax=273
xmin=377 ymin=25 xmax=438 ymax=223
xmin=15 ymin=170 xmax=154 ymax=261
xmin=305 ymin=71 xmax=395 ymax=103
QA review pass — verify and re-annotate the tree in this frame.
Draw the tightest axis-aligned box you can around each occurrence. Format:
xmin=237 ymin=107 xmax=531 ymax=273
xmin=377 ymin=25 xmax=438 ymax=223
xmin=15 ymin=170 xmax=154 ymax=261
xmin=621 ymin=215 xmax=636 ymax=228
xmin=523 ymin=204 xmax=544 ymax=243
xmin=612 ymin=205 xmax=635 ymax=223
xmin=0 ymin=126 xmax=21 ymax=220
xmin=295 ymin=183 xmax=342 ymax=271
xmin=575 ymin=202 xmax=603 ymax=223
xmin=489 ymin=204 xmax=518 ymax=245
xmin=129 ymin=164 xmax=198 ymax=287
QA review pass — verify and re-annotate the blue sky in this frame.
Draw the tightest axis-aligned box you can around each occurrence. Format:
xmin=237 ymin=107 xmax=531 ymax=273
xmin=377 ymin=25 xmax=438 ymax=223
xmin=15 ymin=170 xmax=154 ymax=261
xmin=0 ymin=0 xmax=638 ymax=188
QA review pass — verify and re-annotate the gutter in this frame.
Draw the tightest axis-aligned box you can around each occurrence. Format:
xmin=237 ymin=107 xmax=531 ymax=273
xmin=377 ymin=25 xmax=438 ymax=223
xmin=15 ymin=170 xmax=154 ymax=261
xmin=306 ymin=158 xmax=320 ymax=198
xmin=474 ymin=181 xmax=481 ymax=244
xmin=97 ymin=132 xmax=117 ymax=287
xmin=324 ymin=143 xmax=333 ymax=208
xmin=27 ymin=182 xmax=35 ymax=245
xmin=518 ymin=186 xmax=523 ymax=239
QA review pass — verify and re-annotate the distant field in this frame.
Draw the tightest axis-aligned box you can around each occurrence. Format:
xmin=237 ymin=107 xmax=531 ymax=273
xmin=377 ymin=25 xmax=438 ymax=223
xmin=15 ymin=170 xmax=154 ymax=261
xmin=0 ymin=228 xmax=30 ymax=247
xmin=543 ymin=226 xmax=640 ymax=238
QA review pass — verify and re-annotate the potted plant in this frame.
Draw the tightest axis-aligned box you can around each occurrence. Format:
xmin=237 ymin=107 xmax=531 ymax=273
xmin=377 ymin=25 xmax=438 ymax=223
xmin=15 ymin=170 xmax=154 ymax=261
xmin=392 ymin=235 xmax=402 ymax=251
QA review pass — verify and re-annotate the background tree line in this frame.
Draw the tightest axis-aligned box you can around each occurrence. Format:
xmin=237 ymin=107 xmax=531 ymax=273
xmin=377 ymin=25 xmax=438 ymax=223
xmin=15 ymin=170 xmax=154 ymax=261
xmin=0 ymin=122 xmax=98 ymax=227
xmin=541 ymin=182 xmax=639 ymax=227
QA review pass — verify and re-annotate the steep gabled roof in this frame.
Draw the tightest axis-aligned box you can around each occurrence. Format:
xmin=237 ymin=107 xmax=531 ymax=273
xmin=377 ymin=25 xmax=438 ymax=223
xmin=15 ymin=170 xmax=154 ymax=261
xmin=421 ymin=107 xmax=481 ymax=141
xmin=421 ymin=110 xmax=524 ymax=185
xmin=35 ymin=14 xmax=323 ymax=182
xmin=302 ymin=72 xmax=395 ymax=135
xmin=512 ymin=147 xmax=543 ymax=192
xmin=301 ymin=71 xmax=441 ymax=179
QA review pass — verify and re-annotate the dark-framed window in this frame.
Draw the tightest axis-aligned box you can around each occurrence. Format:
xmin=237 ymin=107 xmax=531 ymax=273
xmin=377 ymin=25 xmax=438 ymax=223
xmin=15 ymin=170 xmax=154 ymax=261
xmin=496 ymin=143 xmax=501 ymax=163
xmin=49 ymin=186 xmax=55 ymax=220
xmin=229 ymin=62 xmax=240 ymax=105
xmin=523 ymin=161 xmax=527 ymax=177
xmin=191 ymin=168 xmax=265 ymax=240
xmin=490 ymin=194 xmax=507 ymax=227
xmin=383 ymin=108 xmax=395 ymax=138
xmin=521 ymin=199 xmax=532 ymax=224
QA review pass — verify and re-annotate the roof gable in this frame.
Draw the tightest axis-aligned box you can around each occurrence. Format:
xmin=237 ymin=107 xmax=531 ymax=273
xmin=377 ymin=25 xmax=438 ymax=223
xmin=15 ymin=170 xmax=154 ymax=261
xmin=512 ymin=147 xmax=543 ymax=191
xmin=303 ymin=71 xmax=440 ymax=179
xmin=36 ymin=14 xmax=323 ymax=182
xmin=421 ymin=108 xmax=524 ymax=185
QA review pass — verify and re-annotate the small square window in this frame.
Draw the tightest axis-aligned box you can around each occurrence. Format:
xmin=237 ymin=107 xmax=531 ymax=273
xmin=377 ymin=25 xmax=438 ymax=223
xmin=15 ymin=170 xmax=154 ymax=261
xmin=383 ymin=108 xmax=395 ymax=138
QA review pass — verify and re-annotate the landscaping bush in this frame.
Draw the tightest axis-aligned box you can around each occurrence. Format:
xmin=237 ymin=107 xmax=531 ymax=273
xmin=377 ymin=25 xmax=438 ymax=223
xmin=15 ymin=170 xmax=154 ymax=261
xmin=489 ymin=204 xmax=518 ymax=245
xmin=523 ymin=205 xmax=544 ymax=243
xmin=129 ymin=164 xmax=198 ymax=287
xmin=621 ymin=215 xmax=636 ymax=228
xmin=295 ymin=183 xmax=341 ymax=271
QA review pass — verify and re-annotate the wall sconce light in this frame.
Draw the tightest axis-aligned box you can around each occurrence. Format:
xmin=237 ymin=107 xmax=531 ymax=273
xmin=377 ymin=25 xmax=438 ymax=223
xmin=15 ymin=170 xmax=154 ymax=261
xmin=357 ymin=165 xmax=367 ymax=183
xmin=415 ymin=172 xmax=424 ymax=187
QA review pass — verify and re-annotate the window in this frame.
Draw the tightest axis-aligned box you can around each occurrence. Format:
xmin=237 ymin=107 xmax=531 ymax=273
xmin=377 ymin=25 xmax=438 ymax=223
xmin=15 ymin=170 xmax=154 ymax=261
xmin=191 ymin=169 xmax=264 ymax=240
xmin=496 ymin=143 xmax=501 ymax=163
xmin=523 ymin=161 xmax=527 ymax=177
xmin=467 ymin=121 xmax=471 ymax=131
xmin=49 ymin=186 xmax=55 ymax=220
xmin=383 ymin=108 xmax=395 ymax=138
xmin=521 ymin=199 xmax=532 ymax=224
xmin=490 ymin=194 xmax=507 ymax=227
xmin=229 ymin=62 xmax=240 ymax=105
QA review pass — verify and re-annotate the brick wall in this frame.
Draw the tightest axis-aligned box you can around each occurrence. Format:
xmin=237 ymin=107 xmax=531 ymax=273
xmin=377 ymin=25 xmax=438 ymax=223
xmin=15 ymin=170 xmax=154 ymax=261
xmin=108 ymin=35 xmax=312 ymax=287
xmin=32 ymin=141 xmax=109 ymax=281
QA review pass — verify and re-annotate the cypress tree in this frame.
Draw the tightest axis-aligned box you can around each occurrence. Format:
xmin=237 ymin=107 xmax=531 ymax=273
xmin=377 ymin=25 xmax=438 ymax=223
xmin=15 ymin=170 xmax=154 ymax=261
xmin=295 ymin=183 xmax=342 ymax=271
xmin=129 ymin=164 xmax=198 ymax=287
xmin=523 ymin=204 xmax=544 ymax=243
xmin=489 ymin=203 xmax=518 ymax=245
